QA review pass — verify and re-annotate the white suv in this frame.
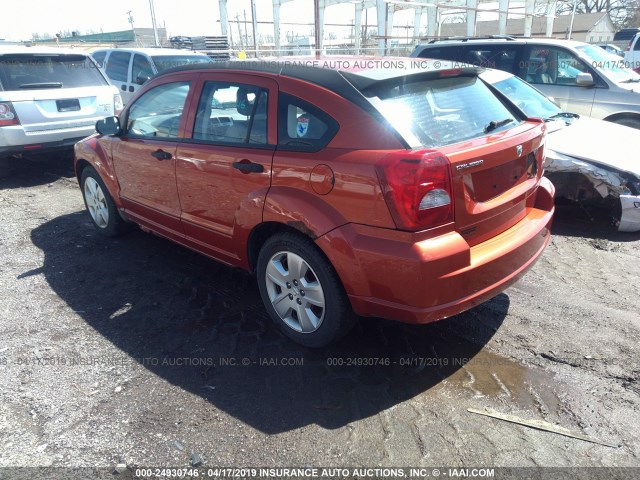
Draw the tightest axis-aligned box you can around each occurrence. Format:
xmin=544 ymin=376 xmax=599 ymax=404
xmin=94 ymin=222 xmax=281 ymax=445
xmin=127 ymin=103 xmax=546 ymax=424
xmin=623 ymin=32 xmax=640 ymax=73
xmin=0 ymin=46 xmax=121 ymax=176
xmin=91 ymin=48 xmax=212 ymax=103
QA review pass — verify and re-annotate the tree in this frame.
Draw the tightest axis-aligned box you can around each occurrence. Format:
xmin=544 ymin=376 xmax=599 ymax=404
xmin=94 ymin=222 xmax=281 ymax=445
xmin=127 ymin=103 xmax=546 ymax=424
xmin=555 ymin=0 xmax=640 ymax=28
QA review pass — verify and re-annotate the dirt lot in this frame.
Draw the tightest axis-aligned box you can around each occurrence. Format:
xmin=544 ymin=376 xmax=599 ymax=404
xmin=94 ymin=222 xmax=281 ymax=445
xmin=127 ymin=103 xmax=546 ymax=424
xmin=0 ymin=155 xmax=639 ymax=475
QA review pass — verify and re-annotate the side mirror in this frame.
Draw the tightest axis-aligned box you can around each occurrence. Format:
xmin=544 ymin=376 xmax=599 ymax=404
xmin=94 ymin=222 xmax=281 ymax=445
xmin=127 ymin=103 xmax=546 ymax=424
xmin=135 ymin=74 xmax=151 ymax=85
xmin=576 ymin=73 xmax=594 ymax=87
xmin=96 ymin=116 xmax=121 ymax=136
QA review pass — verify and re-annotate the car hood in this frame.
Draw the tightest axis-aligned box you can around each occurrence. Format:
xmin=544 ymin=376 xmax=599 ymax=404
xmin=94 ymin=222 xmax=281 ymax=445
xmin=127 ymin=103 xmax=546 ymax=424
xmin=546 ymin=116 xmax=640 ymax=177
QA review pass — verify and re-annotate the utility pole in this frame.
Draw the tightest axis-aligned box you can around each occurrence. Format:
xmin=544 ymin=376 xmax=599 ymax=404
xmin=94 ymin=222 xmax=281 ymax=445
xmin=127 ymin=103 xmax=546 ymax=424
xmin=149 ymin=0 xmax=160 ymax=47
xmin=314 ymin=0 xmax=320 ymax=59
xmin=251 ymin=0 xmax=258 ymax=58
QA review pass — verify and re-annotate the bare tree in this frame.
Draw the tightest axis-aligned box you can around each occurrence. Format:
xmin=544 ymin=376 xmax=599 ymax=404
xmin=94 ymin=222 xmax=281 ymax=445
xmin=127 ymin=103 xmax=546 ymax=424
xmin=556 ymin=0 xmax=640 ymax=28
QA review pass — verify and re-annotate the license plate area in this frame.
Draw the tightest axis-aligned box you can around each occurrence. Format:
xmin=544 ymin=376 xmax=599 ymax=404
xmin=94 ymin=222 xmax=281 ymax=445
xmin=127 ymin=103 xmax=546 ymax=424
xmin=56 ymin=99 xmax=81 ymax=112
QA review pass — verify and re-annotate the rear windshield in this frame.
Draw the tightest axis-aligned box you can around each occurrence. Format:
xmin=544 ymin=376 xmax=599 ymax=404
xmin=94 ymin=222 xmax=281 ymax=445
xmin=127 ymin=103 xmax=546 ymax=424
xmin=364 ymin=74 xmax=520 ymax=148
xmin=0 ymin=54 xmax=107 ymax=91
xmin=151 ymin=55 xmax=212 ymax=72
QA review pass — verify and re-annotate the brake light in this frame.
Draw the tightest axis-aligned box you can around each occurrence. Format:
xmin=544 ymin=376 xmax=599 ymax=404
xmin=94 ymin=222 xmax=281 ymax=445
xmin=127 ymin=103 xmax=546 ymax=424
xmin=376 ymin=150 xmax=454 ymax=231
xmin=0 ymin=102 xmax=20 ymax=127
xmin=627 ymin=41 xmax=631 ymax=51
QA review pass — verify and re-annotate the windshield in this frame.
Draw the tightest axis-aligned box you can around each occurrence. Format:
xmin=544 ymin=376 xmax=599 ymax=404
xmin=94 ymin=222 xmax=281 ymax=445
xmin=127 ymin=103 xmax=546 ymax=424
xmin=364 ymin=75 xmax=520 ymax=148
xmin=486 ymin=74 xmax=561 ymax=120
xmin=0 ymin=54 xmax=107 ymax=90
xmin=151 ymin=55 xmax=212 ymax=72
xmin=576 ymin=44 xmax=640 ymax=83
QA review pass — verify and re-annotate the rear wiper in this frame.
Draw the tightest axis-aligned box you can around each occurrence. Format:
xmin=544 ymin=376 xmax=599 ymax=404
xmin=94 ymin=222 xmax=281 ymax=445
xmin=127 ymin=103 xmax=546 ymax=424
xmin=19 ymin=82 xmax=63 ymax=89
xmin=484 ymin=118 xmax=513 ymax=133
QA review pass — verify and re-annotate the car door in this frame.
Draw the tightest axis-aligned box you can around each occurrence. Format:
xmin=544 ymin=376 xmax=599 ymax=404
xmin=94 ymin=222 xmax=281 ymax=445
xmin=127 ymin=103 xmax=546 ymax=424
xmin=111 ymin=77 xmax=193 ymax=241
xmin=105 ymin=51 xmax=135 ymax=103
xmin=521 ymin=45 xmax=597 ymax=116
xmin=175 ymin=74 xmax=277 ymax=264
xmin=130 ymin=53 xmax=155 ymax=97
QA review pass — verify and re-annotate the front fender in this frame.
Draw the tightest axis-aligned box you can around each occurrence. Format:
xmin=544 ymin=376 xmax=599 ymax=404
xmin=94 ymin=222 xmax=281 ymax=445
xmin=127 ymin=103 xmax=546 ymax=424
xmin=74 ymin=136 xmax=123 ymax=209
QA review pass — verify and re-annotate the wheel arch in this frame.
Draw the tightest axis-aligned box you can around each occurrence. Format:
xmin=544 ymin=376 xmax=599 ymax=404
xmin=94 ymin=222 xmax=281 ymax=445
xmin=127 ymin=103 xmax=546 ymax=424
xmin=602 ymin=112 xmax=640 ymax=127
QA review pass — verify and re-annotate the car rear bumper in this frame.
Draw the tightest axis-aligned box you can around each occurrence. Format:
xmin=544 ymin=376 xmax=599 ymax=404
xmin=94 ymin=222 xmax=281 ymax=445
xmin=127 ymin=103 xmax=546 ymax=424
xmin=0 ymin=124 xmax=96 ymax=157
xmin=317 ymin=177 xmax=555 ymax=324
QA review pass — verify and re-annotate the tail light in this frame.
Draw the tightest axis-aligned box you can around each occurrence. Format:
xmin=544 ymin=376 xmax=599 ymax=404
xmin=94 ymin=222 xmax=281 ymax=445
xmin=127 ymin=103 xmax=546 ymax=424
xmin=114 ymin=94 xmax=123 ymax=114
xmin=376 ymin=150 xmax=454 ymax=231
xmin=626 ymin=41 xmax=631 ymax=51
xmin=0 ymin=102 xmax=20 ymax=127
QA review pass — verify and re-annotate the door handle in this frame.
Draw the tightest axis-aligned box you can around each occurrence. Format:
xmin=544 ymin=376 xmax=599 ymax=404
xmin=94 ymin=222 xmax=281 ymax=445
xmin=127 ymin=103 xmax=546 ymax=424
xmin=129 ymin=86 xmax=134 ymax=92
xmin=151 ymin=149 xmax=172 ymax=160
xmin=121 ymin=84 xmax=126 ymax=91
xmin=232 ymin=161 xmax=264 ymax=173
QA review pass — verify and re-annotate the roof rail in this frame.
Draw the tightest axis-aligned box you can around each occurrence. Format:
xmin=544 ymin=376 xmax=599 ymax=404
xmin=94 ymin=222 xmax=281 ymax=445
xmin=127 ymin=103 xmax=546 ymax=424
xmin=427 ymin=35 xmax=518 ymax=44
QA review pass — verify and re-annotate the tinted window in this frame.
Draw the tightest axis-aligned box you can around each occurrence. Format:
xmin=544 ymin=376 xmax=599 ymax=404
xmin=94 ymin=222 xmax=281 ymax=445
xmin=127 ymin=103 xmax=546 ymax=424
xmin=126 ymin=81 xmax=190 ymax=138
xmin=277 ymin=93 xmax=338 ymax=151
xmin=0 ymin=54 xmax=108 ymax=90
xmin=415 ymin=46 xmax=461 ymax=62
xmin=364 ymin=75 xmax=519 ymax=148
xmin=92 ymin=51 xmax=106 ymax=68
xmin=193 ymin=81 xmax=268 ymax=145
xmin=458 ymin=45 xmax=518 ymax=72
xmin=151 ymin=55 xmax=212 ymax=72
xmin=105 ymin=51 xmax=130 ymax=82
xmin=524 ymin=47 xmax=590 ymax=86
xmin=132 ymin=54 xmax=153 ymax=84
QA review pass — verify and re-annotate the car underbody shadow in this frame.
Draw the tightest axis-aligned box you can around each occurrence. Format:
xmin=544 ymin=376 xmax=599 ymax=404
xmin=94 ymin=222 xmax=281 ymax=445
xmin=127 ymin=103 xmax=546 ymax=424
xmin=30 ymin=211 xmax=510 ymax=434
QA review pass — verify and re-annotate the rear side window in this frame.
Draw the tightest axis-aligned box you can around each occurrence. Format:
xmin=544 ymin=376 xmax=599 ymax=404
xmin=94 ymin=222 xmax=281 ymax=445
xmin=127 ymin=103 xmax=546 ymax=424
xmin=458 ymin=45 xmax=518 ymax=72
xmin=363 ymin=75 xmax=520 ymax=149
xmin=414 ymin=46 xmax=461 ymax=62
xmin=151 ymin=55 xmax=212 ymax=72
xmin=277 ymin=93 xmax=338 ymax=151
xmin=105 ymin=51 xmax=131 ymax=82
xmin=92 ymin=51 xmax=106 ymax=68
xmin=0 ymin=54 xmax=108 ymax=90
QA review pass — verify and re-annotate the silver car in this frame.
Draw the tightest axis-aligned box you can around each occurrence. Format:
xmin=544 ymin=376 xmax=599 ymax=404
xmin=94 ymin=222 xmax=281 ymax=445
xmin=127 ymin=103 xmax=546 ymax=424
xmin=0 ymin=46 xmax=121 ymax=176
xmin=480 ymin=68 xmax=640 ymax=232
xmin=411 ymin=37 xmax=640 ymax=129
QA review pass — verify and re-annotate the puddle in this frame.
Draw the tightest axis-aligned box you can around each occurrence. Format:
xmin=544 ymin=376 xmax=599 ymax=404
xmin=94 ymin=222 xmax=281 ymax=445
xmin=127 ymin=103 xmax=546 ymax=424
xmin=442 ymin=348 xmax=562 ymax=417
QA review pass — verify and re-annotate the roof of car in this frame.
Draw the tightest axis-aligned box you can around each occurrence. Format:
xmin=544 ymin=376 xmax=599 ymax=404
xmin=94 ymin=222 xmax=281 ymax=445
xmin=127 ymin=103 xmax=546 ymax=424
xmin=0 ymin=45 xmax=90 ymax=56
xmin=92 ymin=47 xmax=209 ymax=57
xmin=155 ymin=56 xmax=463 ymax=81
xmin=416 ymin=37 xmax=589 ymax=49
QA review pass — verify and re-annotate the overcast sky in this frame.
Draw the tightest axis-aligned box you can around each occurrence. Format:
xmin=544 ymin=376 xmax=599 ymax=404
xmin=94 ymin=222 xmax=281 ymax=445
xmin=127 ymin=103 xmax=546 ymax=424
xmin=2 ymin=1 xmax=527 ymax=42
xmin=2 ymin=0 xmax=385 ymax=41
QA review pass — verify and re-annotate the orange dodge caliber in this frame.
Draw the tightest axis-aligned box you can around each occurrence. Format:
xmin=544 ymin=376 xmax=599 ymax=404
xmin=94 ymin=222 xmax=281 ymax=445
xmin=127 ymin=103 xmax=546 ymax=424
xmin=74 ymin=59 xmax=555 ymax=347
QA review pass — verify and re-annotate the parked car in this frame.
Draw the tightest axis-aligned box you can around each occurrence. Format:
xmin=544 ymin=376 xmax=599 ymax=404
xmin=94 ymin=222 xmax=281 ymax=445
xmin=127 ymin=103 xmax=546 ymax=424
xmin=0 ymin=45 xmax=121 ymax=177
xmin=480 ymin=68 xmax=640 ymax=232
xmin=74 ymin=59 xmax=554 ymax=347
xmin=91 ymin=48 xmax=212 ymax=103
xmin=597 ymin=44 xmax=624 ymax=57
xmin=410 ymin=37 xmax=640 ymax=128
xmin=623 ymin=32 xmax=640 ymax=74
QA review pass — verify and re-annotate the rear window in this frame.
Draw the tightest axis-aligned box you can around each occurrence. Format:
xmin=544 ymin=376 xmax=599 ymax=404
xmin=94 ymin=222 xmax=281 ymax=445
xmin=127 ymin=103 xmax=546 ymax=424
xmin=151 ymin=55 xmax=212 ymax=72
xmin=363 ymin=74 xmax=520 ymax=149
xmin=0 ymin=54 xmax=107 ymax=91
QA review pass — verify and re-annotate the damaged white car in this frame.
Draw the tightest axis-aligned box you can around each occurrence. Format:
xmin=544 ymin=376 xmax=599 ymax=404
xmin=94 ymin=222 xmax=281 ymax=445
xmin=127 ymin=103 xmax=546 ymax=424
xmin=482 ymin=69 xmax=640 ymax=232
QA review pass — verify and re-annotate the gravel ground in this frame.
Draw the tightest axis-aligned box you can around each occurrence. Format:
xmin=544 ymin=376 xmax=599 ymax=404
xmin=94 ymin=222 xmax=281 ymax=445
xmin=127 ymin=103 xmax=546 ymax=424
xmin=0 ymin=155 xmax=639 ymax=475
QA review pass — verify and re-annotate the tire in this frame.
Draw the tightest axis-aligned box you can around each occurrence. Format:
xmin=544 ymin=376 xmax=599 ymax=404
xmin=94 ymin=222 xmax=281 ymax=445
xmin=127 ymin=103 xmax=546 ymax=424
xmin=257 ymin=232 xmax=357 ymax=348
xmin=613 ymin=117 xmax=640 ymax=130
xmin=80 ymin=166 xmax=130 ymax=237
